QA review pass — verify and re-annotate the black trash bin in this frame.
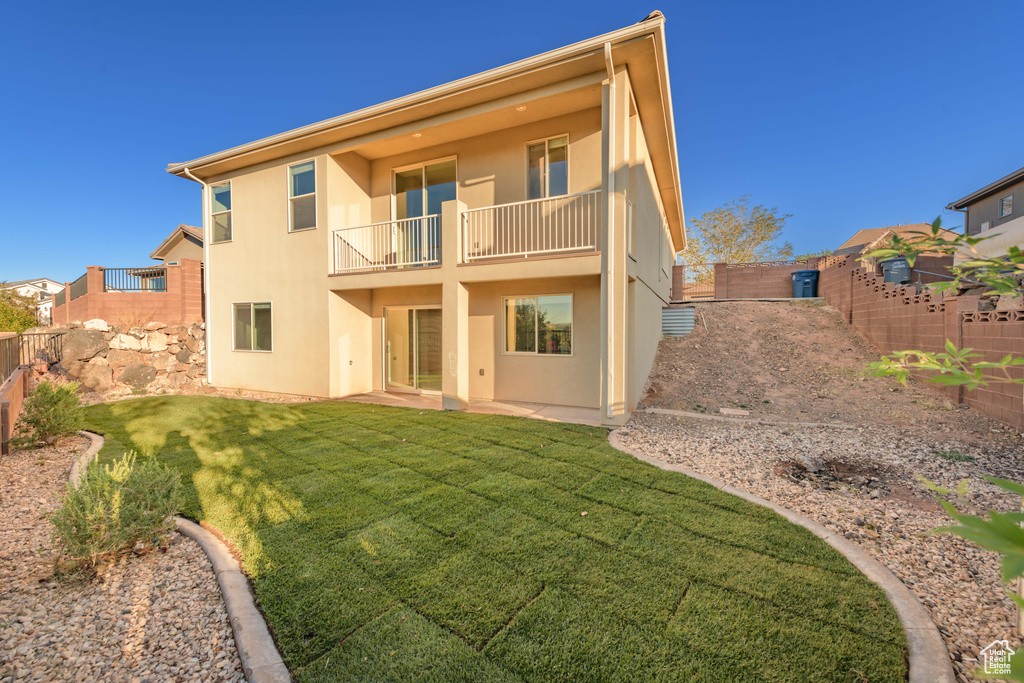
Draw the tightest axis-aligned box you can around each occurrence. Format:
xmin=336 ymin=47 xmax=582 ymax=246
xmin=791 ymin=269 xmax=819 ymax=298
xmin=880 ymin=257 xmax=912 ymax=285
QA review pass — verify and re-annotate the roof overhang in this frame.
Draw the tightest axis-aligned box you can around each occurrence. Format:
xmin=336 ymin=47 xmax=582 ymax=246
xmin=947 ymin=165 xmax=1024 ymax=210
xmin=150 ymin=224 xmax=203 ymax=261
xmin=166 ymin=14 xmax=685 ymax=250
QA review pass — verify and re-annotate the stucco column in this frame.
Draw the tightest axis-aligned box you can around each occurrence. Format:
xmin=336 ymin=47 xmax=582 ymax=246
xmin=441 ymin=200 xmax=469 ymax=410
xmin=599 ymin=65 xmax=630 ymax=426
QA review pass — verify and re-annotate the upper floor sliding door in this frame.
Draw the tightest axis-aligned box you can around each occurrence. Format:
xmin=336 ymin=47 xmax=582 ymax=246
xmin=392 ymin=159 xmax=456 ymax=267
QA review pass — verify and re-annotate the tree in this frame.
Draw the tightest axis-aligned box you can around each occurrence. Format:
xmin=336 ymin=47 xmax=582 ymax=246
xmin=680 ymin=196 xmax=794 ymax=277
xmin=866 ymin=221 xmax=1024 ymax=679
xmin=0 ymin=285 xmax=38 ymax=333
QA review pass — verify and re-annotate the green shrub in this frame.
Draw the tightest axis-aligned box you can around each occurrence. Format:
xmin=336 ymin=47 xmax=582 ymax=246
xmin=14 ymin=380 xmax=83 ymax=447
xmin=0 ymin=286 xmax=38 ymax=333
xmin=50 ymin=451 xmax=182 ymax=568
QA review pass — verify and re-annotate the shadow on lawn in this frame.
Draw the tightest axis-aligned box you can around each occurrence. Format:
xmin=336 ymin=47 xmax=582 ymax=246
xmin=87 ymin=396 xmax=310 ymax=561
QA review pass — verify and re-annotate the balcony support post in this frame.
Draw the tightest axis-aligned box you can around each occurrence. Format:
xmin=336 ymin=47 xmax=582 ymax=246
xmin=441 ymin=200 xmax=469 ymax=411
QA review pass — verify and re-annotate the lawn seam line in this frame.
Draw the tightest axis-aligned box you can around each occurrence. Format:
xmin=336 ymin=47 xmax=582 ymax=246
xmin=479 ymin=583 xmax=547 ymax=653
xmin=664 ymin=580 xmax=691 ymax=636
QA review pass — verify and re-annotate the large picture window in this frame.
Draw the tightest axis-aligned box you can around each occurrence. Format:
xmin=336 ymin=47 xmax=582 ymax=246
xmin=289 ymin=161 xmax=316 ymax=231
xmin=527 ymin=136 xmax=568 ymax=200
xmin=233 ymin=302 xmax=272 ymax=351
xmin=504 ymin=295 xmax=572 ymax=355
xmin=211 ymin=183 xmax=231 ymax=243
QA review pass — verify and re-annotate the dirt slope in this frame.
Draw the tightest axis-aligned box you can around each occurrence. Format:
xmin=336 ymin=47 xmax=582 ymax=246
xmin=643 ymin=301 xmax=1015 ymax=442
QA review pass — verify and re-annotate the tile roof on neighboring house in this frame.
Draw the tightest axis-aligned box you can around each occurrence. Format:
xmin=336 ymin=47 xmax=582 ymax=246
xmin=149 ymin=223 xmax=204 ymax=260
xmin=834 ymin=224 xmax=957 ymax=257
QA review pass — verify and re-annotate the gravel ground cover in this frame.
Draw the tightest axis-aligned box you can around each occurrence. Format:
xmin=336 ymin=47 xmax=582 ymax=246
xmin=621 ymin=410 xmax=1023 ymax=683
xmin=0 ymin=436 xmax=243 ymax=682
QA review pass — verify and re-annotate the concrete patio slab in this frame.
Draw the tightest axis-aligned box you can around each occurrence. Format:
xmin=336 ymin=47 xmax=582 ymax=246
xmin=338 ymin=391 xmax=602 ymax=427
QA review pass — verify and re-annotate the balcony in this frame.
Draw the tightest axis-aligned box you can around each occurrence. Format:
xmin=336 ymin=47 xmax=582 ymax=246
xmin=333 ymin=215 xmax=441 ymax=274
xmin=462 ymin=191 xmax=601 ymax=262
xmin=330 ymin=191 xmax=601 ymax=276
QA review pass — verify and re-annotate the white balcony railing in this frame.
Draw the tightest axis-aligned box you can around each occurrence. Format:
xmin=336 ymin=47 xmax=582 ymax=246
xmin=462 ymin=190 xmax=601 ymax=262
xmin=332 ymin=215 xmax=441 ymax=274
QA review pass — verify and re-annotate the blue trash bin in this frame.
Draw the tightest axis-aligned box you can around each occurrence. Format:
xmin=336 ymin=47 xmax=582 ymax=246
xmin=791 ymin=269 xmax=819 ymax=298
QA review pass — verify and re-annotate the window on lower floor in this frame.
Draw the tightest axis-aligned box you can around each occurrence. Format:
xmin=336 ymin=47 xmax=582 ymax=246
xmin=503 ymin=294 xmax=572 ymax=355
xmin=233 ymin=302 xmax=272 ymax=351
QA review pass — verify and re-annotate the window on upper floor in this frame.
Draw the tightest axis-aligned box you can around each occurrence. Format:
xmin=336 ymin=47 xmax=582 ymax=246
xmin=527 ymin=136 xmax=568 ymax=200
xmin=211 ymin=183 xmax=232 ymax=243
xmin=289 ymin=161 xmax=316 ymax=231
xmin=503 ymin=294 xmax=572 ymax=355
xmin=233 ymin=302 xmax=272 ymax=351
xmin=1000 ymin=194 xmax=1013 ymax=218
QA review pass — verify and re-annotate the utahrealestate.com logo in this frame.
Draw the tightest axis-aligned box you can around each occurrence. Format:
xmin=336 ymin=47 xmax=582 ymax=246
xmin=981 ymin=640 xmax=1016 ymax=676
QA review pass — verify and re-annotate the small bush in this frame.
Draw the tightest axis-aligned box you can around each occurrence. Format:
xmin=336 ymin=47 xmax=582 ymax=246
xmin=936 ymin=449 xmax=974 ymax=462
xmin=50 ymin=451 xmax=182 ymax=569
xmin=14 ymin=379 xmax=83 ymax=447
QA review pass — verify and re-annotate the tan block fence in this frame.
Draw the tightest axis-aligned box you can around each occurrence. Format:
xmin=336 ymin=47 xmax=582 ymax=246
xmin=51 ymin=259 xmax=203 ymax=327
xmin=695 ymin=254 xmax=1023 ymax=430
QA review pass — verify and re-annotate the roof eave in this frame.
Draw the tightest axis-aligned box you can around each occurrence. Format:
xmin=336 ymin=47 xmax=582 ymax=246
xmin=947 ymin=165 xmax=1024 ymax=210
xmin=167 ymin=17 xmax=666 ymax=178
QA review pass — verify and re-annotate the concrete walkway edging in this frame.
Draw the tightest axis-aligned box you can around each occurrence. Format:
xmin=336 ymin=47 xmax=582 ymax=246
xmin=73 ymin=432 xmax=291 ymax=683
xmin=607 ymin=429 xmax=954 ymax=683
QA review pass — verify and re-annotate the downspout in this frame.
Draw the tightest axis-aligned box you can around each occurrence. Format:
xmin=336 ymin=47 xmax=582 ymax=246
xmin=603 ymin=41 xmax=616 ymax=419
xmin=180 ymin=167 xmax=213 ymax=386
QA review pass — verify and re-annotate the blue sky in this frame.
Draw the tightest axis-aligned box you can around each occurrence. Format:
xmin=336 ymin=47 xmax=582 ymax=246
xmin=1 ymin=0 xmax=1021 ymax=282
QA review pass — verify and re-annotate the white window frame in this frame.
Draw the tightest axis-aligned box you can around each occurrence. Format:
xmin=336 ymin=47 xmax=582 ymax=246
xmin=390 ymin=155 xmax=459 ymax=220
xmin=288 ymin=159 xmax=317 ymax=232
xmin=501 ymin=293 xmax=574 ymax=357
xmin=999 ymin=194 xmax=1013 ymax=218
xmin=525 ymin=134 xmax=570 ymax=200
xmin=210 ymin=181 xmax=232 ymax=244
xmin=231 ymin=301 xmax=273 ymax=353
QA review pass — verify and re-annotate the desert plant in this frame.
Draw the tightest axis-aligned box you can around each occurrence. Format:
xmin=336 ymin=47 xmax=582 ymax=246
xmin=49 ymin=451 xmax=182 ymax=569
xmin=14 ymin=379 xmax=83 ymax=447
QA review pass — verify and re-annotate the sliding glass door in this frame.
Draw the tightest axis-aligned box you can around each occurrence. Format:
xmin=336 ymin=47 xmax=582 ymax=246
xmin=393 ymin=159 xmax=456 ymax=266
xmin=385 ymin=308 xmax=442 ymax=393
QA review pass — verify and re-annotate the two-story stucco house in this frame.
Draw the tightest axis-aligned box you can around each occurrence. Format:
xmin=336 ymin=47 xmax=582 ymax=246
xmin=947 ymin=165 xmax=1024 ymax=258
xmin=3 ymin=278 xmax=64 ymax=325
xmin=167 ymin=13 xmax=684 ymax=426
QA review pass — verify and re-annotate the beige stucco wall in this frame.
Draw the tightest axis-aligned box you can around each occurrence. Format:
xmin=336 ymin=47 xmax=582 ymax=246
xmin=624 ymin=95 xmax=674 ymax=410
xmin=159 ymin=235 xmax=204 ymax=265
xmin=366 ymin=109 xmax=603 ymax=223
xmin=205 ymin=154 xmax=334 ymax=396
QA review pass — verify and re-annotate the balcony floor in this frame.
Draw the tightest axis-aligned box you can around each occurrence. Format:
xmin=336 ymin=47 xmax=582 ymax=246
xmin=337 ymin=391 xmax=601 ymax=427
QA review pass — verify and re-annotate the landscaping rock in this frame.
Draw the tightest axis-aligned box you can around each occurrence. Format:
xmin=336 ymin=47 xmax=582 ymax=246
xmin=0 ymin=438 xmax=242 ymax=682
xmin=144 ymin=321 xmax=168 ymax=330
xmin=145 ymin=331 xmax=169 ymax=353
xmin=62 ymin=329 xmax=107 ymax=361
xmin=118 ymin=363 xmax=157 ymax=387
xmin=82 ymin=318 xmax=109 ymax=331
xmin=111 ymin=333 xmax=143 ymax=352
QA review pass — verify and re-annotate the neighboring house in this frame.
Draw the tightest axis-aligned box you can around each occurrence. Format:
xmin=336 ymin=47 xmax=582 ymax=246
xmin=150 ymin=224 xmax=204 ymax=265
xmin=167 ymin=14 xmax=684 ymax=426
xmin=947 ymin=165 xmax=1024 ymax=258
xmin=2 ymin=278 xmax=64 ymax=324
xmin=834 ymin=224 xmax=958 ymax=262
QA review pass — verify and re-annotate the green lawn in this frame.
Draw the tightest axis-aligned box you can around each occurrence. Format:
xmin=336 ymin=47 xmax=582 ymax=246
xmin=83 ymin=396 xmax=906 ymax=682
